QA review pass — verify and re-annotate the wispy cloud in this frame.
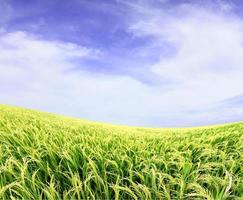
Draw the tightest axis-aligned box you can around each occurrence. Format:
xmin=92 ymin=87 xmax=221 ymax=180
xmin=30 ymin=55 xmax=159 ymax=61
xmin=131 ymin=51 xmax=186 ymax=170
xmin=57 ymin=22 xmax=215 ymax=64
xmin=0 ymin=31 xmax=161 ymax=126
xmin=0 ymin=0 xmax=243 ymax=127
xmin=127 ymin=1 xmax=243 ymax=108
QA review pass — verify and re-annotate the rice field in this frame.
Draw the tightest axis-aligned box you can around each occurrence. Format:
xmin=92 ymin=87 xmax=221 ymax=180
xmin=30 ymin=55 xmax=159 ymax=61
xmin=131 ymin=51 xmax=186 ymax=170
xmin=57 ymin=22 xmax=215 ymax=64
xmin=0 ymin=104 xmax=242 ymax=199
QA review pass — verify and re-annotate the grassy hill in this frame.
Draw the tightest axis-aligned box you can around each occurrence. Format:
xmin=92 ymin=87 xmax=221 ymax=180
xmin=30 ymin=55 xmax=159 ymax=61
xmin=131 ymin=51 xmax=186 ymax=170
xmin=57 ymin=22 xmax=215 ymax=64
xmin=0 ymin=104 xmax=242 ymax=199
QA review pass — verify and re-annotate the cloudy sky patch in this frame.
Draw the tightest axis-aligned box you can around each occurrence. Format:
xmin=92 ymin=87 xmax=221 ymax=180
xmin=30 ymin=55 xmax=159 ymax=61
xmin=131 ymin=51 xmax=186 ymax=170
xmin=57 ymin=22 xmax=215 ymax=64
xmin=0 ymin=0 xmax=243 ymax=127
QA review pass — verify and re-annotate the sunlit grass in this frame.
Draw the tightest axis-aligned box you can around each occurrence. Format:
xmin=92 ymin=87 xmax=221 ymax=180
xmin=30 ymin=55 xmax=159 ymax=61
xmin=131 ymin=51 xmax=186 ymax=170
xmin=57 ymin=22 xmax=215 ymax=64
xmin=0 ymin=104 xmax=242 ymax=199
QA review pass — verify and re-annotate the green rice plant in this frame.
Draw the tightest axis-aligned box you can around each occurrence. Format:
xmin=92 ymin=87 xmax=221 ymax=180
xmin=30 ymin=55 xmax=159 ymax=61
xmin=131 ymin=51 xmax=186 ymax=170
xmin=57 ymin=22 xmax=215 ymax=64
xmin=0 ymin=104 xmax=242 ymax=199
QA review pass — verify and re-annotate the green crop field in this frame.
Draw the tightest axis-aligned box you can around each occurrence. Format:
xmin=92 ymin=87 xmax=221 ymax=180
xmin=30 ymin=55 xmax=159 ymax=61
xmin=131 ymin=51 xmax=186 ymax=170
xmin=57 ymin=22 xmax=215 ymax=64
xmin=0 ymin=104 xmax=242 ymax=199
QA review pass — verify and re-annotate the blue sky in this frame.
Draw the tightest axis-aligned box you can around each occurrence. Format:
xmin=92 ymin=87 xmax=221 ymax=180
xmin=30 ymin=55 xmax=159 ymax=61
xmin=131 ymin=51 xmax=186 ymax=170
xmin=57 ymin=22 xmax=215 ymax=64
xmin=0 ymin=0 xmax=243 ymax=127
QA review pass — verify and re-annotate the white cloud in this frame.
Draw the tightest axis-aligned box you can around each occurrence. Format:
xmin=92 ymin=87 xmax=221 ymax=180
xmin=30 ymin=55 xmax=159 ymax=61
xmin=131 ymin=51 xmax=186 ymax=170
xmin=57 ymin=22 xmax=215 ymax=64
xmin=0 ymin=31 xmax=163 ymax=126
xmin=1 ymin=1 xmax=243 ymax=127
xmin=128 ymin=1 xmax=243 ymax=107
